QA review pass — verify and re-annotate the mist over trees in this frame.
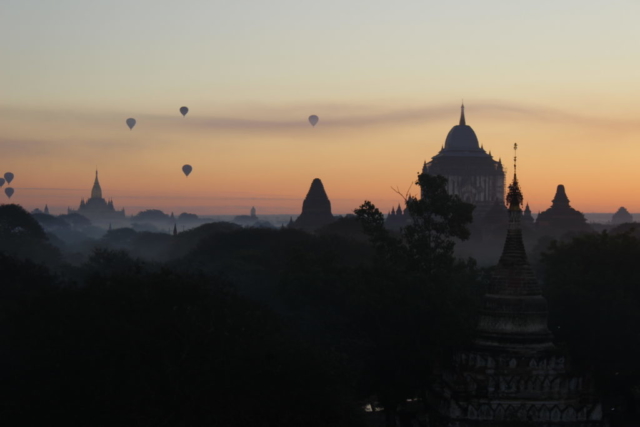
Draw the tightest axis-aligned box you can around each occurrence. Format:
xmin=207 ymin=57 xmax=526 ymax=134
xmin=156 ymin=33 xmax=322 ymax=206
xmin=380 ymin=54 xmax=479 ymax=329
xmin=0 ymin=173 xmax=639 ymax=426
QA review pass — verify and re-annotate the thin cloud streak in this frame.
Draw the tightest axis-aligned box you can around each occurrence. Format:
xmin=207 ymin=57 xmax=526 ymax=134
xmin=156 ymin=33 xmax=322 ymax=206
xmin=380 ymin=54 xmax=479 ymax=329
xmin=11 ymin=187 xmax=356 ymax=203
xmin=2 ymin=101 xmax=638 ymax=133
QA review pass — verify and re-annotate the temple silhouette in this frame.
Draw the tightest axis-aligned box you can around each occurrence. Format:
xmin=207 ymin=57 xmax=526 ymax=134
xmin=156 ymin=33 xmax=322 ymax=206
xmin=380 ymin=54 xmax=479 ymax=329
xmin=293 ymin=178 xmax=335 ymax=230
xmin=427 ymin=147 xmax=604 ymax=426
xmin=423 ymin=104 xmax=505 ymax=219
xmin=68 ymin=170 xmax=125 ymax=222
xmin=387 ymin=104 xmax=505 ymax=231
xmin=536 ymin=185 xmax=591 ymax=237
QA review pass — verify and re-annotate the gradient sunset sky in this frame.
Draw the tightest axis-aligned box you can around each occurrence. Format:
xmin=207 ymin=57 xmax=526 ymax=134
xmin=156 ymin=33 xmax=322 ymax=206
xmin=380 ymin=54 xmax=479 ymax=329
xmin=2 ymin=0 xmax=639 ymax=215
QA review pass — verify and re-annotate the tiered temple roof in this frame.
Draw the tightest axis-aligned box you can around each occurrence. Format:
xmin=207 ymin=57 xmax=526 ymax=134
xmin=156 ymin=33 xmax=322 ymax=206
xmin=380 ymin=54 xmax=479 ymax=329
xmin=536 ymin=185 xmax=591 ymax=237
xmin=69 ymin=170 xmax=125 ymax=222
xmin=427 ymin=145 xmax=604 ymax=426
xmin=423 ymin=105 xmax=505 ymax=220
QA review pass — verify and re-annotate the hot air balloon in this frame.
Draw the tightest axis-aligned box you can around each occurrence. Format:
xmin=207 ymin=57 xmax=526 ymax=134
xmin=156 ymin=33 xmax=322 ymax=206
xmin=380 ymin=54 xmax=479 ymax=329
xmin=4 ymin=172 xmax=14 ymax=184
xmin=0 ymin=178 xmax=4 ymax=187
xmin=182 ymin=164 xmax=192 ymax=177
xmin=308 ymin=115 xmax=319 ymax=126
xmin=5 ymin=188 xmax=14 ymax=199
xmin=180 ymin=106 xmax=189 ymax=116
xmin=126 ymin=118 xmax=136 ymax=130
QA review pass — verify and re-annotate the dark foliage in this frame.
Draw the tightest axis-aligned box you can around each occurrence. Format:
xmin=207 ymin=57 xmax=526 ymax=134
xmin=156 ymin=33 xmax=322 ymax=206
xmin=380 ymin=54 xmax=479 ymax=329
xmin=32 ymin=213 xmax=70 ymax=229
xmin=0 ymin=204 xmax=61 ymax=265
xmin=132 ymin=209 xmax=171 ymax=223
xmin=178 ymin=212 xmax=199 ymax=221
xmin=0 ymin=249 xmax=363 ymax=427
xmin=351 ymin=173 xmax=479 ymax=423
xmin=541 ymin=231 xmax=640 ymax=424
xmin=101 ymin=227 xmax=138 ymax=250
xmin=59 ymin=212 xmax=92 ymax=227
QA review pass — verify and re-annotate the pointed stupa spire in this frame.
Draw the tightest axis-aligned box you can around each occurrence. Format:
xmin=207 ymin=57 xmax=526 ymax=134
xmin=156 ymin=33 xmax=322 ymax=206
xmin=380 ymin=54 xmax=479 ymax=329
xmin=44 ymin=204 xmax=49 ymax=215
xmin=292 ymin=178 xmax=335 ymax=230
xmin=551 ymin=184 xmax=570 ymax=207
xmin=506 ymin=143 xmax=523 ymax=214
xmin=459 ymin=102 xmax=466 ymax=126
xmin=475 ymin=143 xmax=554 ymax=352
xmin=91 ymin=169 xmax=103 ymax=199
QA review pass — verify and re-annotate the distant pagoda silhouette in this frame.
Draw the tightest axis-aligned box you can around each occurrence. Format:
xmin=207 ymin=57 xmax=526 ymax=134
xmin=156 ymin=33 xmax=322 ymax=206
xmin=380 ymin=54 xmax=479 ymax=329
xmin=536 ymin=185 xmax=590 ymax=237
xmin=427 ymin=145 xmax=604 ymax=426
xmin=611 ymin=207 xmax=633 ymax=225
xmin=293 ymin=178 xmax=335 ymax=230
xmin=68 ymin=170 xmax=125 ymax=222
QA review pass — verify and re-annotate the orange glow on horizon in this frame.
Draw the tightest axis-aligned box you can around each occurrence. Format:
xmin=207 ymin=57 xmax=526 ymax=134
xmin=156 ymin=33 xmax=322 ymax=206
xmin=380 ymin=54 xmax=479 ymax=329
xmin=2 ymin=100 xmax=639 ymax=217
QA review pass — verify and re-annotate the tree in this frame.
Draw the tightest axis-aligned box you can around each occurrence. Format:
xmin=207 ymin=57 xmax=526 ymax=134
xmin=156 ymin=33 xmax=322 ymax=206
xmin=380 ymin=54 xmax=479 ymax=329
xmin=178 ymin=212 xmax=199 ymax=222
xmin=0 ymin=249 xmax=364 ymax=426
xmin=403 ymin=173 xmax=475 ymax=279
xmin=32 ymin=213 xmax=70 ymax=229
xmin=58 ymin=213 xmax=92 ymax=227
xmin=0 ymin=204 xmax=61 ymax=265
xmin=541 ymin=231 xmax=640 ymax=424
xmin=132 ymin=209 xmax=170 ymax=223
xmin=353 ymin=173 xmax=478 ymax=425
xmin=100 ymin=227 xmax=138 ymax=251
xmin=0 ymin=204 xmax=48 ymax=240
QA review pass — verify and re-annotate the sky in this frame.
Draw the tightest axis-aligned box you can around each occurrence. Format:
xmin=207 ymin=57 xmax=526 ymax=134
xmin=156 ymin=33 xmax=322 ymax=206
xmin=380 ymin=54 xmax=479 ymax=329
xmin=2 ymin=0 xmax=640 ymax=215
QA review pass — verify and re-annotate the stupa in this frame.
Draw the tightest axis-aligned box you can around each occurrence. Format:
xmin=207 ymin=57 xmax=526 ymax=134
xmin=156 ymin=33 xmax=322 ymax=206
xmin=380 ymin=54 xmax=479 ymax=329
xmin=427 ymin=145 xmax=604 ymax=426
xmin=611 ymin=207 xmax=633 ymax=225
xmin=293 ymin=178 xmax=335 ymax=230
xmin=536 ymin=185 xmax=590 ymax=237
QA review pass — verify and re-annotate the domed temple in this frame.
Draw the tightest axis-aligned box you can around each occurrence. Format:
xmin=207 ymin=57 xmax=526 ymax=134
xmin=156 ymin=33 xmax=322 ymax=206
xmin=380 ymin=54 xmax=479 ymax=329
xmin=426 ymin=151 xmax=604 ymax=426
xmin=68 ymin=170 xmax=125 ymax=222
xmin=422 ymin=105 xmax=505 ymax=220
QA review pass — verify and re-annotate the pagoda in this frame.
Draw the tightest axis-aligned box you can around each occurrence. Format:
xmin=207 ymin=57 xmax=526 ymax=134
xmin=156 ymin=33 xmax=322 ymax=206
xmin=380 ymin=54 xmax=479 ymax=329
xmin=293 ymin=178 xmax=335 ymax=231
xmin=611 ymin=207 xmax=633 ymax=225
xmin=536 ymin=185 xmax=590 ymax=238
xmin=68 ymin=170 xmax=125 ymax=222
xmin=427 ymin=145 xmax=604 ymax=426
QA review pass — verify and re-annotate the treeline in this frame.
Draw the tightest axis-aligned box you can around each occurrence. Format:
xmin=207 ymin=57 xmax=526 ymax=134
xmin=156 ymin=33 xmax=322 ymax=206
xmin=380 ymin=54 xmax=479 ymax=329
xmin=0 ymin=175 xmax=639 ymax=426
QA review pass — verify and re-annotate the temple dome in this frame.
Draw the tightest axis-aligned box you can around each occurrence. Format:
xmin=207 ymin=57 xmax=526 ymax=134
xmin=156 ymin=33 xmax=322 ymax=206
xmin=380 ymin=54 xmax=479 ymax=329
xmin=443 ymin=104 xmax=480 ymax=151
